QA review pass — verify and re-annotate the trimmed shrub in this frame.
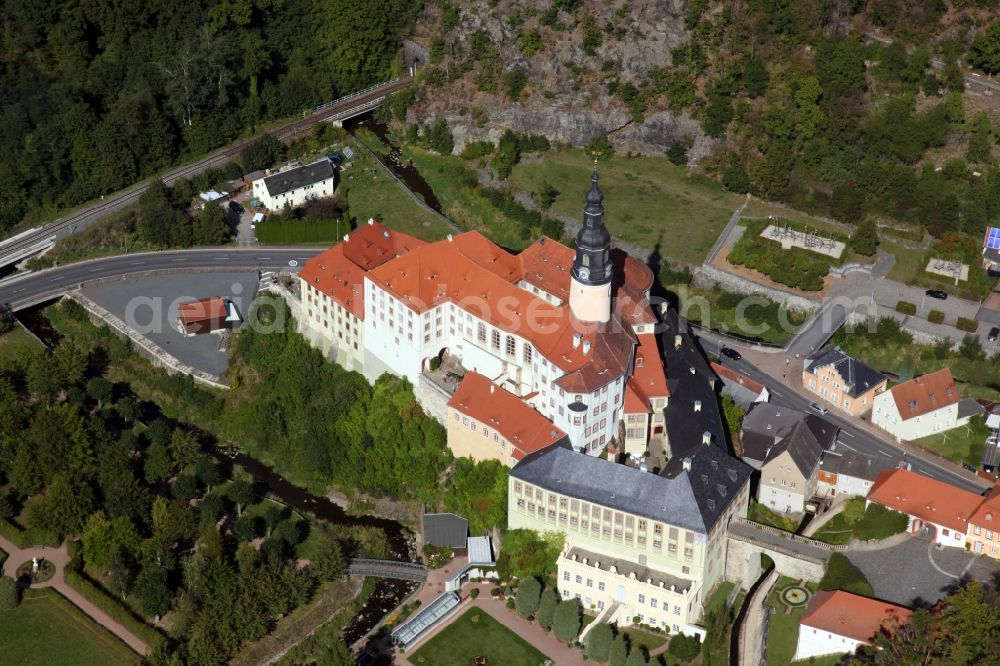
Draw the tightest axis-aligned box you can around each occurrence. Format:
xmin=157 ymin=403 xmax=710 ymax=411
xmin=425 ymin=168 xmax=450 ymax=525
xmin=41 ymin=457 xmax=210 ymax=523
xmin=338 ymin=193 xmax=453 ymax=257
xmin=469 ymin=587 xmax=480 ymax=599
xmin=537 ymin=587 xmax=558 ymax=631
xmin=956 ymin=317 xmax=979 ymax=333
xmin=927 ymin=310 xmax=945 ymax=324
xmin=668 ymin=633 xmax=702 ymax=662
xmin=553 ymin=599 xmax=582 ymax=642
xmin=515 ymin=577 xmax=541 ymax=618
xmin=586 ymin=623 xmax=614 ymax=661
xmin=0 ymin=576 xmax=18 ymax=610
xmin=896 ymin=300 xmax=917 ymax=315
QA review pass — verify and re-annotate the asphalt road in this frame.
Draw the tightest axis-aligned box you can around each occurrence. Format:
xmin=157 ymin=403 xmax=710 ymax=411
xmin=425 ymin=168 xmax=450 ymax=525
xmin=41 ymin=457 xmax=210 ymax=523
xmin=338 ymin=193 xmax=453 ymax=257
xmin=0 ymin=248 xmax=324 ymax=311
xmin=702 ymin=335 xmax=988 ymax=494
xmin=786 ymin=301 xmax=850 ymax=357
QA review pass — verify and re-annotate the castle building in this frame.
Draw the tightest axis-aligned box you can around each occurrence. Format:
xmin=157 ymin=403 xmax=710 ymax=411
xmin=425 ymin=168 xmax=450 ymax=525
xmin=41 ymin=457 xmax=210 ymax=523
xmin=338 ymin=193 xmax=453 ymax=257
xmin=297 ymin=171 xmax=665 ymax=455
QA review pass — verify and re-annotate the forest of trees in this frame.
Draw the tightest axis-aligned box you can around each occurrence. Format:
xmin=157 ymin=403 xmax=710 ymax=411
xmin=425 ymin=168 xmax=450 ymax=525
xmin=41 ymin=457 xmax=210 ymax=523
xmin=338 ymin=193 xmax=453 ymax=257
xmin=0 ymin=300 xmax=355 ymax=664
xmin=0 ymin=0 xmax=420 ymax=232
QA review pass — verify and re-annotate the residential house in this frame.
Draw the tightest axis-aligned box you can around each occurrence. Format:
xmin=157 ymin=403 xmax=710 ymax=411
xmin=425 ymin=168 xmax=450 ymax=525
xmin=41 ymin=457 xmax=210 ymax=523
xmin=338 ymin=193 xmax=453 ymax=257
xmin=802 ymin=348 xmax=887 ymax=416
xmin=866 ymin=468 xmax=985 ymax=548
xmin=621 ymin=333 xmax=669 ymax=456
xmin=793 ymin=590 xmax=911 ymax=661
xmin=738 ymin=404 xmax=836 ymax=469
xmin=252 ymin=157 xmax=337 ymax=211
xmin=966 ymin=485 xmax=1000 ymax=558
xmin=984 ymin=226 xmax=1000 ymax=271
xmin=509 ymin=442 xmax=751 ymax=633
xmin=871 ymin=368 xmax=983 ymax=441
xmin=446 ymin=372 xmax=567 ymax=465
xmin=816 ymin=445 xmax=896 ymax=498
xmin=757 ymin=421 xmax=825 ymax=514
xmin=711 ymin=362 xmax=769 ymax=410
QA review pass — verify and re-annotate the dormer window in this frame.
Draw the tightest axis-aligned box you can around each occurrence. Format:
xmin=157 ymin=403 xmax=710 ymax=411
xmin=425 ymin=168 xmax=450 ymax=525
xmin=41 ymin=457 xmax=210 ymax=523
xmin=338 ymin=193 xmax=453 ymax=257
xmin=637 ymin=356 xmax=644 ymax=368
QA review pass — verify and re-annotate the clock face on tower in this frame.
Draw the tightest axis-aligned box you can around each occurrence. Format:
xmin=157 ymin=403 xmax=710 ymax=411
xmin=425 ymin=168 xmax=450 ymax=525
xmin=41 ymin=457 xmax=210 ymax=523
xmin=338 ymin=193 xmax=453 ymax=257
xmin=578 ymin=267 xmax=590 ymax=280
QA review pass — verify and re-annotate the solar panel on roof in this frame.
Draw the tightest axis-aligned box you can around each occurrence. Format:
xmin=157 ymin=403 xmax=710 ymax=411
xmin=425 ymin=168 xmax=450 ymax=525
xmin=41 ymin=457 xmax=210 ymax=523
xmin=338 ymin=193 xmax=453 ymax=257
xmin=988 ymin=227 xmax=1000 ymax=250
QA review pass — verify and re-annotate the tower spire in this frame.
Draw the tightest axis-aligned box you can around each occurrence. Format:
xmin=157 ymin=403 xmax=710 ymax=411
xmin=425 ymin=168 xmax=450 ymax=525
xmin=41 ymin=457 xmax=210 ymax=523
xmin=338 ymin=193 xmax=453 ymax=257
xmin=569 ymin=169 xmax=613 ymax=323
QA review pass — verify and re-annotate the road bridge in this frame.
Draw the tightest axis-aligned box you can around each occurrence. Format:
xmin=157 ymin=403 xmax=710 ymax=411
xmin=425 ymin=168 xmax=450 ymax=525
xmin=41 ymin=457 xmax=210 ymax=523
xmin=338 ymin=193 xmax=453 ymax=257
xmin=346 ymin=558 xmax=428 ymax=582
xmin=725 ymin=518 xmax=837 ymax=588
xmin=0 ymin=77 xmax=411 ymax=269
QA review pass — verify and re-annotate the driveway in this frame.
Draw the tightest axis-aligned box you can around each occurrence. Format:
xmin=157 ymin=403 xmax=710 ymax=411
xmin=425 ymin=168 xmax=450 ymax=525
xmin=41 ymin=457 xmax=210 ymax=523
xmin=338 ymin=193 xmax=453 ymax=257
xmin=847 ymin=534 xmax=1000 ymax=608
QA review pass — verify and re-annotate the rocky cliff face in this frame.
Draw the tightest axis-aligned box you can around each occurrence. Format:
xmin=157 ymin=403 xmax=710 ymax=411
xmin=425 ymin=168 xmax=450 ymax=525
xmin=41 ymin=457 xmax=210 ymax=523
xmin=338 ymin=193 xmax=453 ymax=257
xmin=408 ymin=0 xmax=716 ymax=162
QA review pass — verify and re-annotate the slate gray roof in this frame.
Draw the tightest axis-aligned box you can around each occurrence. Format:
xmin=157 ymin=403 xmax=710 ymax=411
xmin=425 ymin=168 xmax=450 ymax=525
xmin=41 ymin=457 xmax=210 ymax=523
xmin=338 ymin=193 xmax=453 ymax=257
xmin=262 ymin=158 xmax=336 ymax=198
xmin=565 ymin=546 xmax=692 ymax=593
xmin=982 ymin=443 xmax=1000 ymax=468
xmin=958 ymin=398 xmax=985 ymax=420
xmin=818 ymin=448 xmax=892 ymax=482
xmin=659 ymin=309 xmax=727 ymax=457
xmin=762 ymin=421 xmax=824 ymax=477
xmin=740 ymin=403 xmax=806 ymax=463
xmin=984 ymin=247 xmax=1000 ymax=264
xmin=804 ymin=414 xmax=839 ymax=451
xmin=511 ymin=442 xmax=750 ymax=534
xmin=422 ymin=513 xmax=468 ymax=549
xmin=804 ymin=348 xmax=886 ymax=398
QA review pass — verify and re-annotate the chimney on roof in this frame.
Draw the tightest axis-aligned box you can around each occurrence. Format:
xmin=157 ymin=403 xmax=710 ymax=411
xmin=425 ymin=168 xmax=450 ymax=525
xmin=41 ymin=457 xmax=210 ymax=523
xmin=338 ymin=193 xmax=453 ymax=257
xmin=490 ymin=385 xmax=495 ymax=394
xmin=694 ymin=400 xmax=702 ymax=413
xmin=689 ymin=366 xmax=696 ymax=375
xmin=343 ymin=234 xmax=349 ymax=242
xmin=682 ymin=457 xmax=692 ymax=472
xmin=383 ymin=230 xmax=390 ymax=238
xmin=702 ymin=431 xmax=712 ymax=445
xmin=583 ymin=340 xmax=592 ymax=355
xmin=674 ymin=334 xmax=682 ymax=349
xmin=367 ymin=218 xmax=374 ymax=225
xmin=572 ymin=333 xmax=582 ymax=349
xmin=447 ymin=234 xmax=453 ymax=242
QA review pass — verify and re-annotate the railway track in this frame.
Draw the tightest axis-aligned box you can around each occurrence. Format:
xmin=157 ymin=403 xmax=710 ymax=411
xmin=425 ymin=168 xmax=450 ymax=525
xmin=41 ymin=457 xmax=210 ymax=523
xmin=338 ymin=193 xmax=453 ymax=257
xmin=0 ymin=76 xmax=411 ymax=264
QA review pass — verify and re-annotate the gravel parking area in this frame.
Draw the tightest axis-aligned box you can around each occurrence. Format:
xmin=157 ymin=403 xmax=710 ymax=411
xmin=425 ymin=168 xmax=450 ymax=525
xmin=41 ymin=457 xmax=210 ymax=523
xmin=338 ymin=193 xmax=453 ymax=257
xmin=83 ymin=271 xmax=259 ymax=377
xmin=848 ymin=535 xmax=1000 ymax=608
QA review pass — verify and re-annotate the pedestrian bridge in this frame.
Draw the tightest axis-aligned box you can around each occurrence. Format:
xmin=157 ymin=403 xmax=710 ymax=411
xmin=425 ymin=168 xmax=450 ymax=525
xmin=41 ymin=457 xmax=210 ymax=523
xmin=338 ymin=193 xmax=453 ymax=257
xmin=346 ymin=558 xmax=428 ymax=582
xmin=725 ymin=518 xmax=840 ymax=587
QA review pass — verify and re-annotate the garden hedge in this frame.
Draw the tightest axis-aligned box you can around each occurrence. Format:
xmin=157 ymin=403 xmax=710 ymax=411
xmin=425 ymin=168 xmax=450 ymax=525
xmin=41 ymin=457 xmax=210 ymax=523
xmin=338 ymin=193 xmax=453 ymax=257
xmin=927 ymin=310 xmax=945 ymax=324
xmin=896 ymin=301 xmax=917 ymax=315
xmin=956 ymin=317 xmax=979 ymax=333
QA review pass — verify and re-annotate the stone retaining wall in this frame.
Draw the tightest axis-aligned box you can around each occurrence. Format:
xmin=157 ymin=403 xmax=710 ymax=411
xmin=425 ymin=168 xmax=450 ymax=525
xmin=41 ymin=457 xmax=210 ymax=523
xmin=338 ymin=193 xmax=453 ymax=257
xmin=694 ymin=263 xmax=818 ymax=312
xmin=68 ymin=291 xmax=230 ymax=390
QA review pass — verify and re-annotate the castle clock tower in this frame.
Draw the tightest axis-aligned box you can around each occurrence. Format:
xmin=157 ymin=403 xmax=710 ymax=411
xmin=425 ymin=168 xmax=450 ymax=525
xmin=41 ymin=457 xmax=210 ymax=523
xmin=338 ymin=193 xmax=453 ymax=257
xmin=569 ymin=170 xmax=613 ymax=323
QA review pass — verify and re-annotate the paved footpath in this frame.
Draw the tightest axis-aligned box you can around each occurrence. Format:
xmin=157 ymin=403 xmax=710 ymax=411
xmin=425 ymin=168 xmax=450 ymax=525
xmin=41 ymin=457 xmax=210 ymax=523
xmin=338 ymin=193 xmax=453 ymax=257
xmin=396 ymin=582 xmax=588 ymax=665
xmin=0 ymin=535 xmax=149 ymax=656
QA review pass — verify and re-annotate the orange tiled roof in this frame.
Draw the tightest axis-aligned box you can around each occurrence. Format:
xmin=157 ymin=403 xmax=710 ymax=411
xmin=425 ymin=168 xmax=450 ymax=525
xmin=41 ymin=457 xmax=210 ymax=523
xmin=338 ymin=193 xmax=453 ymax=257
xmin=624 ymin=379 xmax=648 ymax=414
xmin=341 ymin=220 xmax=424 ymax=270
xmin=448 ymin=372 xmax=566 ymax=457
xmin=630 ymin=333 xmax=669 ymax=405
xmin=867 ymin=468 xmax=985 ymax=533
xmin=178 ymin=297 xmax=227 ymax=324
xmin=299 ymin=243 xmax=367 ymax=318
xmin=518 ymin=236 xmax=573 ymax=301
xmin=300 ymin=221 xmax=424 ymax=319
xmin=889 ymin=368 xmax=960 ymax=421
xmin=799 ymin=590 xmax=911 ymax=643
xmin=710 ymin=362 xmax=766 ymax=395
xmin=968 ymin=484 xmax=1000 ymax=527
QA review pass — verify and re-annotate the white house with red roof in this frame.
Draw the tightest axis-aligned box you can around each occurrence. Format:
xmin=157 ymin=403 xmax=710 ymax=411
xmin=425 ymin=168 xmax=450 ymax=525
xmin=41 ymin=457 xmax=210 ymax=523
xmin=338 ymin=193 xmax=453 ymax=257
xmin=296 ymin=172 xmax=668 ymax=455
xmin=866 ymin=467 xmax=986 ymax=547
xmin=794 ymin=590 xmax=911 ymax=660
xmin=871 ymin=368 xmax=982 ymax=441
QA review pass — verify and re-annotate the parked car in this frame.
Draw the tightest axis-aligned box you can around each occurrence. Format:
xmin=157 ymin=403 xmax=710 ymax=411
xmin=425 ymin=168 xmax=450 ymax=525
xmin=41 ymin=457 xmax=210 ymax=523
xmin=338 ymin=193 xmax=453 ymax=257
xmin=925 ymin=289 xmax=948 ymax=300
xmin=229 ymin=201 xmax=245 ymax=215
xmin=720 ymin=347 xmax=742 ymax=361
xmin=989 ymin=327 xmax=999 ymax=343
xmin=808 ymin=402 xmax=829 ymax=416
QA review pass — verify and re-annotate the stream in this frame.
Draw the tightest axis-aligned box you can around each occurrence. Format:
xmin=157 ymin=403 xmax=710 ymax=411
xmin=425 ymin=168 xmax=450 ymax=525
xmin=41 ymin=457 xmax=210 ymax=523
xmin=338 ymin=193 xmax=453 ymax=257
xmin=16 ymin=302 xmax=417 ymax=647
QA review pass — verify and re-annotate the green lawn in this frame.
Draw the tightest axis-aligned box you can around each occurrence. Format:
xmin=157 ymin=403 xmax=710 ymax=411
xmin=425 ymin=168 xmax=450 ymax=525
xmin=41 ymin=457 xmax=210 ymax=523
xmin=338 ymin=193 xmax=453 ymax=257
xmin=764 ymin=577 xmax=819 ymax=666
xmin=622 ymin=625 xmax=669 ymax=653
xmin=408 ymin=608 xmax=548 ymax=666
xmin=337 ymin=142 xmax=453 ymax=242
xmin=509 ymin=148 xmax=742 ymax=263
xmin=406 ymin=147 xmax=538 ymax=250
xmin=813 ymin=498 xmax=909 ymax=545
xmin=914 ymin=416 xmax=991 ymax=466
xmin=749 ymin=501 xmax=800 ymax=532
xmin=0 ymin=589 xmax=139 ymax=666
xmin=0 ymin=324 xmax=42 ymax=358
xmin=672 ymin=283 xmax=811 ymax=345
